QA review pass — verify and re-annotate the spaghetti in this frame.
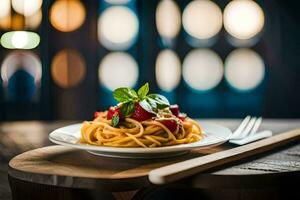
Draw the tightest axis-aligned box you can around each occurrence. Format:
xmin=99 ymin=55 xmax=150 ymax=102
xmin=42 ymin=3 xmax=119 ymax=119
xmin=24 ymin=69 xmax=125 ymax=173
xmin=80 ymin=83 xmax=204 ymax=148
xmin=80 ymin=111 xmax=203 ymax=148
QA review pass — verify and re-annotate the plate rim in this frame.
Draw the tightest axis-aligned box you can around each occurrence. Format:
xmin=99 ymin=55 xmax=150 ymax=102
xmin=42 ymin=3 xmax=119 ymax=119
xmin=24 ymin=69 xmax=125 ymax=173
xmin=49 ymin=122 xmax=233 ymax=154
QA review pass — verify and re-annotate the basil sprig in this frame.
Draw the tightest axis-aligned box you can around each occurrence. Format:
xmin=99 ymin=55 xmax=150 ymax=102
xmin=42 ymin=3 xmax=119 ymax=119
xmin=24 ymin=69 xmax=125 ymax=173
xmin=113 ymin=87 xmax=138 ymax=103
xmin=113 ymin=83 xmax=170 ymax=116
xmin=137 ymin=82 xmax=149 ymax=98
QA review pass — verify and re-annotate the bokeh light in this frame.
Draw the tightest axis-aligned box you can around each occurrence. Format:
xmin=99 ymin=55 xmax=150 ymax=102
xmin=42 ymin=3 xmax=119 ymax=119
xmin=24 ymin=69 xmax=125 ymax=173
xmin=155 ymin=49 xmax=181 ymax=92
xmin=0 ymin=15 xmax=10 ymax=30
xmin=182 ymin=0 xmax=222 ymax=40
xmin=25 ymin=9 xmax=42 ymax=29
xmin=104 ymin=0 xmax=131 ymax=4
xmin=1 ymin=51 xmax=42 ymax=87
xmin=225 ymin=48 xmax=265 ymax=91
xmin=98 ymin=6 xmax=139 ymax=50
xmin=156 ymin=0 xmax=181 ymax=39
xmin=11 ymin=31 xmax=28 ymax=48
xmin=12 ymin=0 xmax=43 ymax=16
xmin=50 ymin=0 xmax=86 ymax=32
xmin=1 ymin=31 xmax=40 ymax=49
xmin=51 ymin=49 xmax=86 ymax=88
xmin=182 ymin=49 xmax=223 ymax=91
xmin=0 ymin=11 xmax=42 ymax=30
xmin=99 ymin=52 xmax=138 ymax=91
xmin=0 ymin=0 xmax=10 ymax=18
xmin=224 ymin=0 xmax=265 ymax=40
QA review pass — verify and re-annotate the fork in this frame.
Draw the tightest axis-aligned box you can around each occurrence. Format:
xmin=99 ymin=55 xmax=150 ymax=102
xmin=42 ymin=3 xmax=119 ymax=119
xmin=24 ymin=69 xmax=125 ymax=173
xmin=229 ymin=116 xmax=273 ymax=145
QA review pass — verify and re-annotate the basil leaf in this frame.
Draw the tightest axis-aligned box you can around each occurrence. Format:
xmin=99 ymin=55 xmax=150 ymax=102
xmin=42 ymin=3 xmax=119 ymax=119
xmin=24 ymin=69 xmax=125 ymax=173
xmin=112 ymin=115 xmax=119 ymax=127
xmin=120 ymin=101 xmax=135 ymax=116
xmin=113 ymin=87 xmax=138 ymax=103
xmin=139 ymin=99 xmax=157 ymax=114
xmin=147 ymin=94 xmax=170 ymax=109
xmin=137 ymin=82 xmax=149 ymax=99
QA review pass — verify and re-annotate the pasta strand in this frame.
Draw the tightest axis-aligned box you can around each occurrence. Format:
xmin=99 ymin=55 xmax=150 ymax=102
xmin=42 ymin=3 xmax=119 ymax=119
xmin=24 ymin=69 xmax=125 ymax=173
xmin=80 ymin=113 xmax=203 ymax=148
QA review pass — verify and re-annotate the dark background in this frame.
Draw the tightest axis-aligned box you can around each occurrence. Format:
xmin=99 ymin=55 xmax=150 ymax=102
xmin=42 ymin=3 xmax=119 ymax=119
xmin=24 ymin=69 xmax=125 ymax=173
xmin=0 ymin=0 xmax=299 ymax=121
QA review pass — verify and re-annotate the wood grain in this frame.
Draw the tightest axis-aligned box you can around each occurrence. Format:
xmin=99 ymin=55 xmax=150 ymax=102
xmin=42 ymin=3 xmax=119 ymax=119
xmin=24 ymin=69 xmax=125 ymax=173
xmin=2 ymin=120 xmax=300 ymax=199
xmin=148 ymin=129 xmax=300 ymax=184
xmin=7 ymin=125 xmax=300 ymax=190
xmin=8 ymin=145 xmax=224 ymax=180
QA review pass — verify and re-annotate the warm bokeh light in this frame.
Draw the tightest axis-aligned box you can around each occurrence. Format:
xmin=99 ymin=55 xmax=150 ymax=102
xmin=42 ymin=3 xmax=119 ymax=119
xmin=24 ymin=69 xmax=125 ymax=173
xmin=25 ymin=9 xmax=42 ymax=29
xmin=51 ymin=49 xmax=86 ymax=88
xmin=1 ymin=51 xmax=42 ymax=87
xmin=224 ymin=0 xmax=265 ymax=40
xmin=12 ymin=0 xmax=43 ymax=16
xmin=1 ymin=31 xmax=40 ymax=49
xmin=156 ymin=0 xmax=181 ymax=39
xmin=0 ymin=15 xmax=13 ymax=30
xmin=50 ymin=0 xmax=86 ymax=32
xmin=155 ymin=49 xmax=181 ymax=92
xmin=0 ymin=11 xmax=42 ymax=30
xmin=182 ymin=49 xmax=223 ymax=91
xmin=225 ymin=48 xmax=265 ymax=91
xmin=99 ymin=52 xmax=139 ymax=91
xmin=98 ymin=6 xmax=139 ymax=50
xmin=0 ymin=0 xmax=10 ymax=18
xmin=182 ymin=0 xmax=222 ymax=40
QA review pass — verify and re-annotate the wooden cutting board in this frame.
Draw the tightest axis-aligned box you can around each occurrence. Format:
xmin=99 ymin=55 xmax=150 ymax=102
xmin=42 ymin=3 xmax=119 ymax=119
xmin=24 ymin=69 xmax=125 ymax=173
xmin=8 ymin=129 xmax=300 ymax=191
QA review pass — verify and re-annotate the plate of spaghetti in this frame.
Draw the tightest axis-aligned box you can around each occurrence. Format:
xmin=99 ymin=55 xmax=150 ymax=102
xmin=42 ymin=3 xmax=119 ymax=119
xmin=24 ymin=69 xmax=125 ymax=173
xmin=49 ymin=83 xmax=232 ymax=158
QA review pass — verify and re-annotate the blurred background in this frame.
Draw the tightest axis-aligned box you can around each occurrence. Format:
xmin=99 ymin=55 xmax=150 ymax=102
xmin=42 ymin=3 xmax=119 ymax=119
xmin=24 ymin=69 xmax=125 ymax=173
xmin=0 ymin=0 xmax=299 ymax=121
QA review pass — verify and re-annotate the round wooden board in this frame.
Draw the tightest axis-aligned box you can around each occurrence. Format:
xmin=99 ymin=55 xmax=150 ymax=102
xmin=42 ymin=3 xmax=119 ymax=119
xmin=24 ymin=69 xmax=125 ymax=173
xmin=9 ymin=142 xmax=300 ymax=191
xmin=9 ymin=145 xmax=216 ymax=191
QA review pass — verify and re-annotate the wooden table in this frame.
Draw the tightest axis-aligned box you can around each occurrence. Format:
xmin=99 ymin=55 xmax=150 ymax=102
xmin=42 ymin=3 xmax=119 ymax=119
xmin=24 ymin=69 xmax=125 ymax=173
xmin=5 ymin=120 xmax=300 ymax=200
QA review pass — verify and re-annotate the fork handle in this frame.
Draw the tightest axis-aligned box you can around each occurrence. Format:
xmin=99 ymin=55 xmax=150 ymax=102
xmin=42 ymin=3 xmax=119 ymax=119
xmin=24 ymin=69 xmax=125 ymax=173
xmin=149 ymin=129 xmax=300 ymax=185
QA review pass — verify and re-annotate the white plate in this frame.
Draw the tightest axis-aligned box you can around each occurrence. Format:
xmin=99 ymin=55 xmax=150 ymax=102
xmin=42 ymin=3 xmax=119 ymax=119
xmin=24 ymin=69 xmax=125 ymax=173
xmin=49 ymin=122 xmax=232 ymax=159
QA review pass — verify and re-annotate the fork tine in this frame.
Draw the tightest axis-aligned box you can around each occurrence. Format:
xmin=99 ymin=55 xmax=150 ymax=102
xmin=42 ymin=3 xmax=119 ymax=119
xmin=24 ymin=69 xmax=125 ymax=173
xmin=230 ymin=116 xmax=251 ymax=139
xmin=234 ymin=117 xmax=257 ymax=140
xmin=249 ymin=117 xmax=262 ymax=136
